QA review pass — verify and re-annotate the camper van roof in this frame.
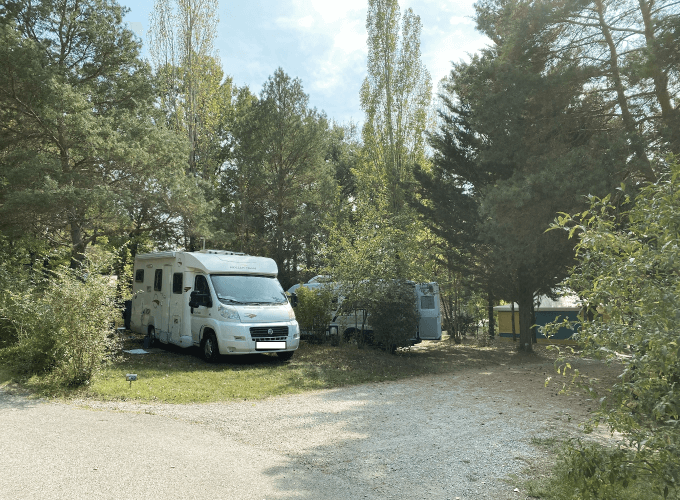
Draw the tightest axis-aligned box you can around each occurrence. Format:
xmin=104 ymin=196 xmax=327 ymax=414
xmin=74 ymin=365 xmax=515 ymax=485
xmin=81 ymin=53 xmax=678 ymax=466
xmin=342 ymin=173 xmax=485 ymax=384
xmin=136 ymin=250 xmax=278 ymax=276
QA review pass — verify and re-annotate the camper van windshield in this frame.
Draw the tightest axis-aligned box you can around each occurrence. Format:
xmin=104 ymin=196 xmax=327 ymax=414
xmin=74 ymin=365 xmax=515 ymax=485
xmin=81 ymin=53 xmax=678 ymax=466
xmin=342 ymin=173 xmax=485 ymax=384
xmin=210 ymin=275 xmax=288 ymax=305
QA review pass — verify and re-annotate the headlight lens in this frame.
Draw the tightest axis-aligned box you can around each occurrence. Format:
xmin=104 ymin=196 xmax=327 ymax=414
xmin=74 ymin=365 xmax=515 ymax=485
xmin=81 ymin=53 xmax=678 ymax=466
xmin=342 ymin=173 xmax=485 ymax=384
xmin=218 ymin=304 xmax=240 ymax=321
xmin=288 ymin=305 xmax=296 ymax=320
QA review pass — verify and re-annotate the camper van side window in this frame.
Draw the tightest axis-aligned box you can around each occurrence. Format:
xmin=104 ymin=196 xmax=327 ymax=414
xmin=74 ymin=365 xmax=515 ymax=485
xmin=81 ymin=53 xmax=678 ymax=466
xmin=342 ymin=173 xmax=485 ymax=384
xmin=154 ymin=269 xmax=163 ymax=291
xmin=421 ymin=296 xmax=435 ymax=310
xmin=173 ymin=273 xmax=183 ymax=294
xmin=135 ymin=269 xmax=144 ymax=283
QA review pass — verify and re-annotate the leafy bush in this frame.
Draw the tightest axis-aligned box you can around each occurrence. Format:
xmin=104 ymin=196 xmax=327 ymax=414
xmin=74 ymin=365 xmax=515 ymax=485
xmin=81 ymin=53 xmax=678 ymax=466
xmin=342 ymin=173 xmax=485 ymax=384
xmin=550 ymin=159 xmax=680 ymax=498
xmin=0 ymin=260 xmax=119 ymax=386
xmin=525 ymin=439 xmax=677 ymax=500
xmin=364 ymin=280 xmax=420 ymax=352
xmin=294 ymin=285 xmax=334 ymax=343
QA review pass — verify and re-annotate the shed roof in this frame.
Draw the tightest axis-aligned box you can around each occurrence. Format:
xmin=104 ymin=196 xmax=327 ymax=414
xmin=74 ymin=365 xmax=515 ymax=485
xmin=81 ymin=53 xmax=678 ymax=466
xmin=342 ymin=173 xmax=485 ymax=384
xmin=494 ymin=294 xmax=581 ymax=312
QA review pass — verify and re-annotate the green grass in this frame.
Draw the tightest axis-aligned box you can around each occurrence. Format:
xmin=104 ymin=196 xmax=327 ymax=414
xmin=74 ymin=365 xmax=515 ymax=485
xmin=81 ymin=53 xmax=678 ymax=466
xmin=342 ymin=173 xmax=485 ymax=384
xmin=2 ymin=333 xmax=560 ymax=403
xmin=9 ymin=334 xmax=489 ymax=403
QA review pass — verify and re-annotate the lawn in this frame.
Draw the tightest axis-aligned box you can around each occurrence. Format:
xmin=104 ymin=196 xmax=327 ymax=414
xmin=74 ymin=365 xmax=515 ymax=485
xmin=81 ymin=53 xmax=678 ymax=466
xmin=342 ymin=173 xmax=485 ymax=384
xmin=8 ymin=332 xmax=483 ymax=403
xmin=3 ymin=332 xmax=566 ymax=403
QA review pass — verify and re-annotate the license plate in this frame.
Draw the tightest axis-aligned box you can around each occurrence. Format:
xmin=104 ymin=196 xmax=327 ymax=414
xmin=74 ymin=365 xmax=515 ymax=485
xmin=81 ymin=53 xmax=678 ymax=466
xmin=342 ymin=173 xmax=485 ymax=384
xmin=256 ymin=341 xmax=286 ymax=350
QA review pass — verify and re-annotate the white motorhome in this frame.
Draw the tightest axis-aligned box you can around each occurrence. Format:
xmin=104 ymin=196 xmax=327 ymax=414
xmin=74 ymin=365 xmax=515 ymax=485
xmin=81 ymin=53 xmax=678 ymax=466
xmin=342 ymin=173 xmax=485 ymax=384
xmin=288 ymin=279 xmax=442 ymax=344
xmin=130 ymin=250 xmax=300 ymax=361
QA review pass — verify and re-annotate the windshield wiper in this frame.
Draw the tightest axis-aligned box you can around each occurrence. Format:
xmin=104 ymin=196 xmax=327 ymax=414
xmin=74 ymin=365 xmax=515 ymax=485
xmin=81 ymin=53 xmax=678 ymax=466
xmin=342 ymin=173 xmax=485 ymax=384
xmin=218 ymin=297 xmax=245 ymax=304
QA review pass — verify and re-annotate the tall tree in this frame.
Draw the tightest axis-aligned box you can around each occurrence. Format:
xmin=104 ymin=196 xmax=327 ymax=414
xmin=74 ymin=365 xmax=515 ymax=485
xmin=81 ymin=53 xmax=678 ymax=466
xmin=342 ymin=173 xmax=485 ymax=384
xmin=0 ymin=0 xmax=201 ymax=266
xmin=148 ymin=0 xmax=222 ymax=178
xmin=217 ymin=69 xmax=334 ymax=288
xmin=417 ymin=0 xmax=623 ymax=350
xmin=329 ymin=0 xmax=435 ymax=296
xmin=359 ymin=0 xmax=431 ymax=212
xmin=495 ymin=0 xmax=680 ymax=180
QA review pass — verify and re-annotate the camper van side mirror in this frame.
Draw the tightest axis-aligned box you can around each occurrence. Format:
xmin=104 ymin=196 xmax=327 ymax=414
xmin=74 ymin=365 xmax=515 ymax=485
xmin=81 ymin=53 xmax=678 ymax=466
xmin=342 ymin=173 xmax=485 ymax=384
xmin=189 ymin=291 xmax=199 ymax=309
xmin=289 ymin=293 xmax=298 ymax=308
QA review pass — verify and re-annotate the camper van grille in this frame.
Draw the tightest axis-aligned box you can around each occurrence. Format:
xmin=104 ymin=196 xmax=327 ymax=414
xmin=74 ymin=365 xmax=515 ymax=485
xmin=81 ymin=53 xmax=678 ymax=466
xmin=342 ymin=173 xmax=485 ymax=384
xmin=250 ymin=326 xmax=289 ymax=341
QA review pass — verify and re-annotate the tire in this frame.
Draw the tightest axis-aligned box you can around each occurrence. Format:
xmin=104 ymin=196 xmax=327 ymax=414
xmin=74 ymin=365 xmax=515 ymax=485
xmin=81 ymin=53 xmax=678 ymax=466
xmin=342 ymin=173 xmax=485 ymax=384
xmin=145 ymin=326 xmax=156 ymax=348
xmin=276 ymin=351 xmax=295 ymax=361
xmin=202 ymin=331 xmax=220 ymax=362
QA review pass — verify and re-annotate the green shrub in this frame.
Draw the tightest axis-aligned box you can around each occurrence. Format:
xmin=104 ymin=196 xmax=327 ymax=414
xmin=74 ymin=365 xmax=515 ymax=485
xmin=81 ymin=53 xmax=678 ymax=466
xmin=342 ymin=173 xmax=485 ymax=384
xmin=525 ymin=439 xmax=678 ymax=500
xmin=294 ymin=284 xmax=334 ymax=343
xmin=0 ymin=260 xmax=119 ymax=386
xmin=549 ymin=159 xmax=680 ymax=498
xmin=365 ymin=280 xmax=420 ymax=352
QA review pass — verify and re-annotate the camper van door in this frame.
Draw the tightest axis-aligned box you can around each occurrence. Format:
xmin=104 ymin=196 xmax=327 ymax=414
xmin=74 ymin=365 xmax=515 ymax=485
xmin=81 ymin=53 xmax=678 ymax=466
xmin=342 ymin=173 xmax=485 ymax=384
xmin=190 ymin=274 xmax=212 ymax=341
xmin=160 ymin=264 xmax=172 ymax=335
xmin=417 ymin=283 xmax=442 ymax=340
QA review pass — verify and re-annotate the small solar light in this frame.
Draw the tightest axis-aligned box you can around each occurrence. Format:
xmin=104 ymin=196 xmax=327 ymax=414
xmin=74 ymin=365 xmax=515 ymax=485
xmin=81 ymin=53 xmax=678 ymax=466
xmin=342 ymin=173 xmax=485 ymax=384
xmin=126 ymin=373 xmax=138 ymax=388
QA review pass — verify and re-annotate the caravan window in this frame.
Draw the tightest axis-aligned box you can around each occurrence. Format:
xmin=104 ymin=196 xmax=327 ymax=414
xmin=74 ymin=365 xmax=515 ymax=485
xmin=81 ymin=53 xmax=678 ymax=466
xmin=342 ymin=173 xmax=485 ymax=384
xmin=154 ymin=269 xmax=163 ymax=291
xmin=135 ymin=269 xmax=144 ymax=283
xmin=421 ymin=296 xmax=435 ymax=310
xmin=173 ymin=273 xmax=183 ymax=294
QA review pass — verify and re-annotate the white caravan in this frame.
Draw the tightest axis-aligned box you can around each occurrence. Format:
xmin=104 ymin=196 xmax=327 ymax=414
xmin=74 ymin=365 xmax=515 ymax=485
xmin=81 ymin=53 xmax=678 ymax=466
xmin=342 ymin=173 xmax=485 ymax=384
xmin=288 ymin=279 xmax=442 ymax=344
xmin=130 ymin=250 xmax=300 ymax=361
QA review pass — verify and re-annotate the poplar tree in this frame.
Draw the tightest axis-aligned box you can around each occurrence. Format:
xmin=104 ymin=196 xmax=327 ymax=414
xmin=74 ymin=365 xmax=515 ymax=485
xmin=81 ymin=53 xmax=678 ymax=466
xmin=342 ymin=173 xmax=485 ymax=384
xmin=359 ymin=0 xmax=431 ymax=212
xmin=148 ymin=0 xmax=223 ymax=178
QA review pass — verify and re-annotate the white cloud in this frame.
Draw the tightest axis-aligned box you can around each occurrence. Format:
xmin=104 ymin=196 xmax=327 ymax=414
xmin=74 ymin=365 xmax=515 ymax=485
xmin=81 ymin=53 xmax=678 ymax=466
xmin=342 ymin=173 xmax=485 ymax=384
xmin=274 ymin=0 xmax=368 ymax=112
xmin=450 ymin=15 xmax=475 ymax=26
xmin=298 ymin=15 xmax=315 ymax=28
xmin=309 ymin=0 xmax=365 ymax=23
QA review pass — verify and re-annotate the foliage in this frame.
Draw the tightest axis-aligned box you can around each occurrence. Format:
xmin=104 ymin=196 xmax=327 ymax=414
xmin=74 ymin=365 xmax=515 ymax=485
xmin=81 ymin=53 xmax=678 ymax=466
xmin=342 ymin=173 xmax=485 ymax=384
xmin=364 ymin=280 xmax=420 ymax=351
xmin=360 ymin=0 xmax=432 ymax=212
xmin=218 ymin=69 xmax=335 ymax=288
xmin=0 ymin=0 xmax=204 ymax=263
xmin=0 ymin=257 xmax=120 ymax=387
xmin=293 ymin=285 xmax=334 ymax=344
xmin=522 ymin=0 xmax=680 ymax=167
xmin=148 ymin=0 xmax=226 ymax=180
xmin=550 ymin=159 xmax=680 ymax=497
xmin=416 ymin=0 xmax=626 ymax=348
xmin=522 ymin=439 xmax=677 ymax=500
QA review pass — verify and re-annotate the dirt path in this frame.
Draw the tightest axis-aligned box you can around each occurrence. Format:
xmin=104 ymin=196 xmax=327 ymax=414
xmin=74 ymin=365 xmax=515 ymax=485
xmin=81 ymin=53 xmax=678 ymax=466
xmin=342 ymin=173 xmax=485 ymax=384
xmin=0 ymin=342 xmax=620 ymax=500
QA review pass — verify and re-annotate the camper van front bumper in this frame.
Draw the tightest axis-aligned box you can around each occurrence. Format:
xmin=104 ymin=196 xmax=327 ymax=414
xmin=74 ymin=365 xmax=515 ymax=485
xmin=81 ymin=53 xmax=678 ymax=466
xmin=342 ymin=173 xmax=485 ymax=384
xmin=214 ymin=321 xmax=300 ymax=354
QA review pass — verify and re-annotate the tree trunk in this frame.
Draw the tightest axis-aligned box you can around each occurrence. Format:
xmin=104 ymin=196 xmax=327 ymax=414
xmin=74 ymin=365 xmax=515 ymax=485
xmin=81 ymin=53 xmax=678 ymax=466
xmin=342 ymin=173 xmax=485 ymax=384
xmin=531 ymin=299 xmax=537 ymax=344
xmin=511 ymin=301 xmax=517 ymax=342
xmin=69 ymin=219 xmax=86 ymax=269
xmin=487 ymin=288 xmax=495 ymax=337
xmin=637 ymin=0 xmax=679 ymax=154
xmin=595 ymin=0 xmax=655 ymax=182
xmin=517 ymin=285 xmax=533 ymax=351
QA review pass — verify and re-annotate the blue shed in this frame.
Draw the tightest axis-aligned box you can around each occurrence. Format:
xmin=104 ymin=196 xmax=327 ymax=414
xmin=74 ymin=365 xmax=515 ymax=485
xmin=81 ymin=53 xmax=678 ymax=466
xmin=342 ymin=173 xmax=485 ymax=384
xmin=495 ymin=295 xmax=581 ymax=344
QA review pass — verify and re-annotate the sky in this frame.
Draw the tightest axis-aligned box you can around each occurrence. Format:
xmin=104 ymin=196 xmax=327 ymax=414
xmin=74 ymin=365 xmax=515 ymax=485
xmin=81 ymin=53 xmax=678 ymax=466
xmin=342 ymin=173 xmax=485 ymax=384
xmin=123 ymin=0 xmax=490 ymax=125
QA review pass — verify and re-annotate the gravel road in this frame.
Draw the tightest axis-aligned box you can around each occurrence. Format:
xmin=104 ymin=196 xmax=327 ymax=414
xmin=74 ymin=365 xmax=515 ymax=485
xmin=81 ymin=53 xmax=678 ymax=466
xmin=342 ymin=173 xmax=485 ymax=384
xmin=1 ymin=356 xmax=610 ymax=500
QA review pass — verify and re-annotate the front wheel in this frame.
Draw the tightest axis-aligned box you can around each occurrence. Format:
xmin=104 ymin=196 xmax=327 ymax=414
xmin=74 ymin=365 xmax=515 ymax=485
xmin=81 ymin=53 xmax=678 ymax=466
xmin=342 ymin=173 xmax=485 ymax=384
xmin=276 ymin=351 xmax=295 ymax=361
xmin=145 ymin=326 xmax=156 ymax=348
xmin=202 ymin=331 xmax=220 ymax=362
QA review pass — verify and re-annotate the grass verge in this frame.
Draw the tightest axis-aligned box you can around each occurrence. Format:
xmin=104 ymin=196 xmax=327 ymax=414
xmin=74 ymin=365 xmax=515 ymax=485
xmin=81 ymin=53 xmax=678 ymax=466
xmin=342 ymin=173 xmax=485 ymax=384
xmin=513 ymin=437 xmax=679 ymax=500
xmin=2 ymin=334 xmax=568 ymax=403
xmin=9 ymin=333 xmax=495 ymax=403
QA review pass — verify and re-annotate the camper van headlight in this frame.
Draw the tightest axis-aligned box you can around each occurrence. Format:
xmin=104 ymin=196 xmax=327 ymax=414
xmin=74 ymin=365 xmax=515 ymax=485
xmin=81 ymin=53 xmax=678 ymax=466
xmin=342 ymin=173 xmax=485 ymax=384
xmin=288 ymin=305 xmax=296 ymax=320
xmin=218 ymin=304 xmax=240 ymax=321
